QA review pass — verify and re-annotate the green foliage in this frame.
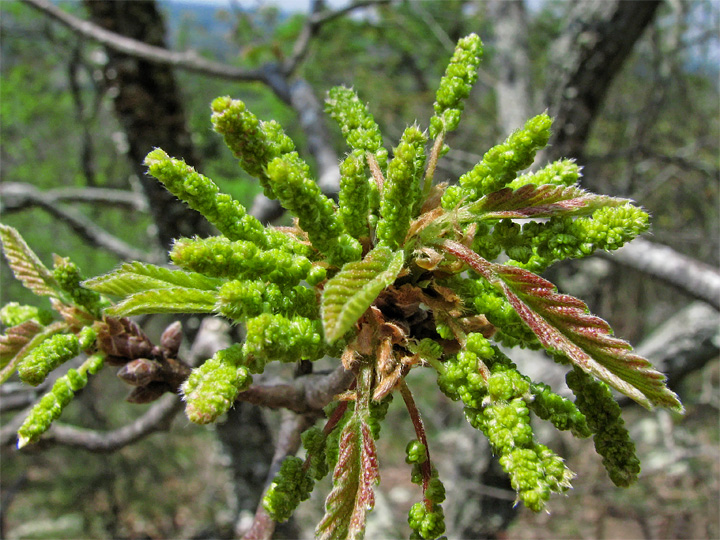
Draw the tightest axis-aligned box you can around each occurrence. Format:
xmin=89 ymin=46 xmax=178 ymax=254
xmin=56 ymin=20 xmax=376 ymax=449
xmin=0 ymin=31 xmax=684 ymax=540
xmin=0 ymin=302 xmax=53 ymax=327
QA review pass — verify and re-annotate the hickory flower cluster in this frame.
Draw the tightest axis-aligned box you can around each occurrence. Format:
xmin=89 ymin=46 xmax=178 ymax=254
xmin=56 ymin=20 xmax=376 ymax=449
xmin=0 ymin=33 xmax=682 ymax=540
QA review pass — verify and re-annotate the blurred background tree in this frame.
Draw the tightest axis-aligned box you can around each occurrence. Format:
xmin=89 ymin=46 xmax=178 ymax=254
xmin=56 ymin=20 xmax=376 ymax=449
xmin=1 ymin=0 xmax=717 ymax=538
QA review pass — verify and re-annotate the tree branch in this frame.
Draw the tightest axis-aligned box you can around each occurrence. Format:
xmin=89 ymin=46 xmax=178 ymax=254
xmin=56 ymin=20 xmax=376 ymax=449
xmin=0 ymin=182 xmax=158 ymax=263
xmin=542 ymin=0 xmax=663 ymax=162
xmin=236 ymin=365 xmax=355 ymax=415
xmin=1 ymin=393 xmax=183 ymax=452
xmin=599 ymin=238 xmax=720 ymax=310
xmin=282 ymin=0 xmax=390 ymax=76
xmin=0 ymin=182 xmax=147 ymax=213
xmin=21 ymin=0 xmax=271 ymax=84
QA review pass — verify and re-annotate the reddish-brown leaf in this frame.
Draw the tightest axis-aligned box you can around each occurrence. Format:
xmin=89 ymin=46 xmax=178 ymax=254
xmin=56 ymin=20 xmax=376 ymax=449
xmin=0 ymin=224 xmax=59 ymax=298
xmin=465 ymin=184 xmax=629 ymax=220
xmin=441 ymin=240 xmax=683 ymax=412
xmin=316 ymin=415 xmax=379 ymax=540
xmin=0 ymin=320 xmax=44 ymax=367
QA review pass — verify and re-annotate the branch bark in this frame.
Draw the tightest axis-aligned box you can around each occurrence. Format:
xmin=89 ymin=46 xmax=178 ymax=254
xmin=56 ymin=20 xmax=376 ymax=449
xmin=542 ymin=0 xmax=663 ymax=162
xmin=0 ymin=182 xmax=147 ymax=213
xmin=236 ymin=365 xmax=355 ymax=415
xmin=0 ymin=182 xmax=157 ymax=262
xmin=599 ymin=238 xmax=720 ymax=310
xmin=81 ymin=0 xmax=214 ymax=251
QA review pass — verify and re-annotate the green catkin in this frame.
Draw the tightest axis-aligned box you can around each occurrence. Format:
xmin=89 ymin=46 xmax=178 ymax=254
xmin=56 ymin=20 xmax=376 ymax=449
xmin=0 ymin=302 xmax=53 ymax=327
xmin=436 ymin=334 xmax=573 ymax=512
xmin=18 ymin=333 xmax=79 ymax=386
xmin=145 ymin=149 xmax=269 ymax=246
xmin=266 ymin=155 xmax=362 ymax=266
xmin=513 ymin=203 xmax=650 ymax=272
xmin=210 ymin=96 xmax=295 ymax=199
xmin=442 ymin=113 xmax=553 ymax=209
xmin=17 ymin=353 xmax=104 ymax=447
xmin=566 ymin=367 xmax=641 ymax=487
xmin=216 ymin=279 xmax=318 ymax=321
xmin=508 ymin=159 xmax=581 ymax=189
xmin=376 ymin=125 xmax=428 ymax=249
xmin=243 ymin=313 xmax=325 ymax=364
xmin=405 ymin=440 xmax=427 ymax=464
xmin=367 ymin=393 xmax=393 ymax=439
xmin=408 ymin=501 xmax=446 ymax=540
xmin=52 ymin=257 xmax=103 ymax=315
xmin=325 ymin=86 xmax=388 ymax=167
xmin=182 ymin=344 xmax=252 ymax=424
xmin=528 ymin=382 xmax=591 ymax=438
xmin=429 ymin=33 xmax=484 ymax=139
xmin=302 ymin=426 xmax=330 ymax=481
xmin=338 ymin=149 xmax=371 ymax=239
xmin=263 ymin=456 xmax=315 ymax=522
xmin=170 ymin=237 xmax=312 ymax=286
xmin=448 ymin=276 xmax=540 ymax=348
xmin=77 ymin=326 xmax=97 ymax=350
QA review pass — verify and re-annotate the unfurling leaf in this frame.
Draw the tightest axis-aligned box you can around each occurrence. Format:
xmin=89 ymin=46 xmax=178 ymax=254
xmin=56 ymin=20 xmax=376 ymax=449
xmin=0 ymin=320 xmax=45 ymax=368
xmin=465 ymin=184 xmax=630 ymax=220
xmin=316 ymin=414 xmax=379 ymax=540
xmin=105 ymin=288 xmax=216 ymax=317
xmin=441 ymin=240 xmax=683 ymax=412
xmin=83 ymin=261 xmax=222 ymax=297
xmin=0 ymin=224 xmax=59 ymax=297
xmin=322 ymin=246 xmax=404 ymax=343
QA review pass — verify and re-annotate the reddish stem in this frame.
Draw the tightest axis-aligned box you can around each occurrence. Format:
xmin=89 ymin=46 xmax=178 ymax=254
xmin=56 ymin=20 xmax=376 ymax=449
xmin=399 ymin=379 xmax=434 ymax=510
xmin=301 ymin=380 xmax=354 ymax=474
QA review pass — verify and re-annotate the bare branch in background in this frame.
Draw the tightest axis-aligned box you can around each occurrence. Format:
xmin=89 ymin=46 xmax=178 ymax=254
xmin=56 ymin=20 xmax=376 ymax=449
xmin=33 ymin=394 xmax=182 ymax=453
xmin=599 ymin=238 xmax=720 ymax=310
xmin=21 ymin=0 xmax=271 ymax=84
xmin=0 ymin=394 xmax=182 ymax=452
xmin=282 ymin=0 xmax=390 ymax=76
xmin=542 ymin=0 xmax=662 ymax=162
xmin=0 ymin=183 xmax=148 ymax=213
xmin=0 ymin=183 xmax=158 ymax=262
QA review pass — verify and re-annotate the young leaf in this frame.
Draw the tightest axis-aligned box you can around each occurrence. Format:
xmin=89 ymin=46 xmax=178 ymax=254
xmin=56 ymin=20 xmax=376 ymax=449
xmin=84 ymin=261 xmax=222 ymax=297
xmin=0 ymin=322 xmax=66 ymax=384
xmin=322 ymin=246 xmax=404 ymax=343
xmin=464 ymin=184 xmax=631 ymax=220
xmin=0 ymin=320 xmax=44 ymax=368
xmin=0 ymin=224 xmax=59 ymax=297
xmin=441 ymin=240 xmax=683 ymax=412
xmin=105 ymin=288 xmax=217 ymax=317
xmin=317 ymin=365 xmax=379 ymax=540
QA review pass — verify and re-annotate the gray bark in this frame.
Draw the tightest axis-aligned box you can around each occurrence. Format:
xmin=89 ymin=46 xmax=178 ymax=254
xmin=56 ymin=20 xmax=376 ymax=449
xmin=486 ymin=0 xmax=534 ymax=132
xmin=84 ymin=0 xmax=214 ymax=250
xmin=542 ymin=0 xmax=662 ymax=162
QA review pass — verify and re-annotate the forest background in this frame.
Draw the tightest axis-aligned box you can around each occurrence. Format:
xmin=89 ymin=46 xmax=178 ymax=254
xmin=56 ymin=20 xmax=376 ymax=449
xmin=0 ymin=0 xmax=718 ymax=539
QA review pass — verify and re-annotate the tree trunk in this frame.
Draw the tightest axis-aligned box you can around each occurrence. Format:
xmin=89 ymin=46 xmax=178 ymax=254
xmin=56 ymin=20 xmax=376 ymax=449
xmin=83 ymin=0 xmax=213 ymax=250
xmin=542 ymin=0 xmax=662 ymax=162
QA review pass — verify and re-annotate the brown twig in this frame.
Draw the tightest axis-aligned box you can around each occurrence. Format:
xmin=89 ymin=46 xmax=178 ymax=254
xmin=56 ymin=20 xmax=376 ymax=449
xmin=236 ymin=365 xmax=355 ymax=415
xmin=3 ymin=394 xmax=183 ymax=453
